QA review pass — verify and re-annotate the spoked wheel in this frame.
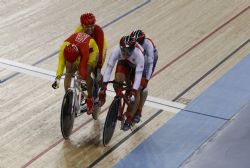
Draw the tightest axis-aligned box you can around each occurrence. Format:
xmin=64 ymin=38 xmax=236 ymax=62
xmin=103 ymin=98 xmax=120 ymax=146
xmin=60 ymin=89 xmax=75 ymax=139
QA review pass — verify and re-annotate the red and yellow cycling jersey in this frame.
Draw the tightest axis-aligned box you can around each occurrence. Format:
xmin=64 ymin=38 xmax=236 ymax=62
xmin=75 ymin=24 xmax=107 ymax=69
xmin=56 ymin=32 xmax=99 ymax=80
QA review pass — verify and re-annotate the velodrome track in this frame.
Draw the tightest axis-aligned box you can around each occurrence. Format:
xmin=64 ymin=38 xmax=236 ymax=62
xmin=0 ymin=1 xmax=249 ymax=167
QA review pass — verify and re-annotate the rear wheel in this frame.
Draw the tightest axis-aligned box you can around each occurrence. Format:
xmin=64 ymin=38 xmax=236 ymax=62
xmin=60 ymin=89 xmax=75 ymax=139
xmin=103 ymin=98 xmax=120 ymax=146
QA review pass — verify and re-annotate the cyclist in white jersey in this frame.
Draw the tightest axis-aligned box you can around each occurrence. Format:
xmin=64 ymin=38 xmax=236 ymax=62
xmin=98 ymin=35 xmax=145 ymax=131
xmin=130 ymin=30 xmax=158 ymax=123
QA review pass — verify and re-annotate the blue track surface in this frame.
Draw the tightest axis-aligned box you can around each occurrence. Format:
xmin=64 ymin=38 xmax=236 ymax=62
xmin=115 ymin=53 xmax=250 ymax=168
xmin=181 ymin=102 xmax=250 ymax=168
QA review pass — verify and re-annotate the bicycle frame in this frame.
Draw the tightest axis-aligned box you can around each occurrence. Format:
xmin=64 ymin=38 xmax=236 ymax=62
xmin=102 ymin=80 xmax=133 ymax=145
xmin=57 ymin=73 xmax=87 ymax=116
xmin=71 ymin=74 xmax=83 ymax=115
xmin=57 ymin=72 xmax=101 ymax=139
xmin=107 ymin=81 xmax=132 ymax=122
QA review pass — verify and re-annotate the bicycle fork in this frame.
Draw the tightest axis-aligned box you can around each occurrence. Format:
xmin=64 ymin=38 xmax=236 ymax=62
xmin=118 ymin=98 xmax=128 ymax=130
xmin=70 ymin=76 xmax=81 ymax=116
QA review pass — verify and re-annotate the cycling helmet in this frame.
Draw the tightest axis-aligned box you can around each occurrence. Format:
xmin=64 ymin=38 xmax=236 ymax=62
xmin=119 ymin=35 xmax=136 ymax=51
xmin=80 ymin=13 xmax=96 ymax=25
xmin=130 ymin=30 xmax=145 ymax=45
xmin=64 ymin=43 xmax=79 ymax=63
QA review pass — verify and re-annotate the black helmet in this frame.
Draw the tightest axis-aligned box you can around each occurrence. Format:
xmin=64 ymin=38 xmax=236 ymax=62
xmin=119 ymin=35 xmax=136 ymax=51
xmin=130 ymin=30 xmax=145 ymax=45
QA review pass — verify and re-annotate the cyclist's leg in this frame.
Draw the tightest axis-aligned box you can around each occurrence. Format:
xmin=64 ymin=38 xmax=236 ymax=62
xmin=85 ymin=65 xmax=96 ymax=114
xmin=85 ymin=66 xmax=96 ymax=97
xmin=139 ymin=87 xmax=148 ymax=110
xmin=114 ymin=60 xmax=127 ymax=91
xmin=115 ymin=60 xmax=132 ymax=130
xmin=133 ymin=53 xmax=158 ymax=121
xmin=133 ymin=74 xmax=148 ymax=122
xmin=92 ymin=68 xmax=99 ymax=101
xmin=64 ymin=61 xmax=76 ymax=91
xmin=86 ymin=47 xmax=99 ymax=99
xmin=133 ymin=87 xmax=148 ymax=123
xmin=125 ymin=68 xmax=141 ymax=124
xmin=127 ymin=88 xmax=141 ymax=120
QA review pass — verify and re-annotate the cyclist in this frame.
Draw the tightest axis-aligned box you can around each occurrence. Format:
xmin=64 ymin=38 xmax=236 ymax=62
xmin=52 ymin=32 xmax=99 ymax=115
xmin=75 ymin=12 xmax=107 ymax=83
xmin=130 ymin=30 xmax=158 ymax=123
xmin=98 ymin=35 xmax=145 ymax=131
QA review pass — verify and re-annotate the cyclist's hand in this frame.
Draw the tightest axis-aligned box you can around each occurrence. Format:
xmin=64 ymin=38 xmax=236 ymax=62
xmin=129 ymin=89 xmax=137 ymax=102
xmin=52 ymin=79 xmax=60 ymax=89
xmin=98 ymin=84 xmax=107 ymax=107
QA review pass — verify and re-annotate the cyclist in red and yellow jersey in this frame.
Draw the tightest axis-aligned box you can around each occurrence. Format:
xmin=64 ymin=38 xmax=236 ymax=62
xmin=75 ymin=12 xmax=107 ymax=81
xmin=52 ymin=32 xmax=99 ymax=115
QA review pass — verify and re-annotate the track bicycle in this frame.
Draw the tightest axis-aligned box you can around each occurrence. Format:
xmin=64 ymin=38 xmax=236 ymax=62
xmin=102 ymin=80 xmax=133 ymax=146
xmin=56 ymin=73 xmax=99 ymax=139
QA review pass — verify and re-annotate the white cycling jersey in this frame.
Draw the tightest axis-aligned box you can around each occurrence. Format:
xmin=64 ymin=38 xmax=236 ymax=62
xmin=141 ymin=38 xmax=158 ymax=80
xmin=103 ymin=44 xmax=144 ymax=90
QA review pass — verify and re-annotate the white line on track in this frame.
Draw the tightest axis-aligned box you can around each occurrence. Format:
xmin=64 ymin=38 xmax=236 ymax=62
xmin=0 ymin=58 xmax=186 ymax=113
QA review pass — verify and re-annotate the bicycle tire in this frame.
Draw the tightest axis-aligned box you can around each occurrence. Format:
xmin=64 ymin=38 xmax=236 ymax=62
xmin=103 ymin=98 xmax=120 ymax=146
xmin=60 ymin=89 xmax=75 ymax=139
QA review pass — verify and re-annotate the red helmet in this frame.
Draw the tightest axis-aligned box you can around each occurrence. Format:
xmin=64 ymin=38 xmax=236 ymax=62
xmin=130 ymin=30 xmax=145 ymax=45
xmin=119 ymin=35 xmax=136 ymax=50
xmin=80 ymin=13 xmax=96 ymax=25
xmin=64 ymin=43 xmax=79 ymax=63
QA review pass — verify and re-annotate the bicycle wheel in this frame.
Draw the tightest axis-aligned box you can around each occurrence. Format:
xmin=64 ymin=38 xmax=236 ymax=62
xmin=103 ymin=98 xmax=120 ymax=146
xmin=60 ymin=89 xmax=75 ymax=139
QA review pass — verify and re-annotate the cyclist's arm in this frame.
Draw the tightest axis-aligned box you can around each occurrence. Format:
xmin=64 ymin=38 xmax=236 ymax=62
xmin=79 ymin=43 xmax=90 ymax=80
xmin=145 ymin=41 xmax=154 ymax=80
xmin=94 ymin=26 xmax=107 ymax=69
xmin=133 ymin=50 xmax=144 ymax=90
xmin=88 ymin=38 xmax=99 ymax=68
xmin=56 ymin=41 xmax=70 ymax=77
xmin=103 ymin=47 xmax=120 ymax=83
xmin=79 ymin=38 xmax=99 ymax=80
xmin=97 ymin=37 xmax=107 ymax=69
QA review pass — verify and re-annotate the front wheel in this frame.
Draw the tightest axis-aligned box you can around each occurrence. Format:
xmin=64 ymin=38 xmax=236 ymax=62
xmin=103 ymin=98 xmax=120 ymax=146
xmin=60 ymin=89 xmax=76 ymax=139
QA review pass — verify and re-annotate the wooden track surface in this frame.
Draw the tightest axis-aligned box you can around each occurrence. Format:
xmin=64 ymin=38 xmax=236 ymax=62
xmin=0 ymin=0 xmax=249 ymax=167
